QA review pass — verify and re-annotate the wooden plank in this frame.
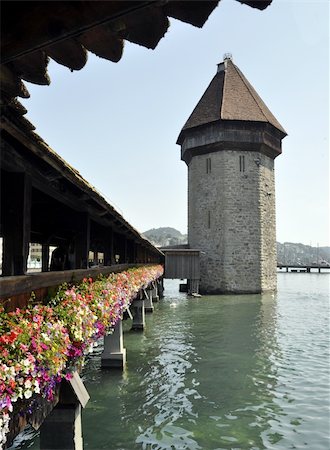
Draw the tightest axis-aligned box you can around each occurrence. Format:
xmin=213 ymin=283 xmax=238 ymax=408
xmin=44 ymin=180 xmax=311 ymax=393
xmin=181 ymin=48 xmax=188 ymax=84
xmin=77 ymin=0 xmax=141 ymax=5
xmin=42 ymin=244 xmax=50 ymax=272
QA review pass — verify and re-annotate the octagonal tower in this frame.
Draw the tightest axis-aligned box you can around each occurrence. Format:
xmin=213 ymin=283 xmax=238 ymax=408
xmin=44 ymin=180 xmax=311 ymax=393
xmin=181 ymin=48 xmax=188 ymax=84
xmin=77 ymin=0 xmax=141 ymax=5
xmin=177 ymin=56 xmax=287 ymax=294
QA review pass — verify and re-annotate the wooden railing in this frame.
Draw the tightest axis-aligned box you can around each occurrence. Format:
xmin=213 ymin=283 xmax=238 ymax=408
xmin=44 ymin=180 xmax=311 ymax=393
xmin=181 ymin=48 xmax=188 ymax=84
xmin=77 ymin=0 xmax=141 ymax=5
xmin=0 ymin=264 xmax=151 ymax=310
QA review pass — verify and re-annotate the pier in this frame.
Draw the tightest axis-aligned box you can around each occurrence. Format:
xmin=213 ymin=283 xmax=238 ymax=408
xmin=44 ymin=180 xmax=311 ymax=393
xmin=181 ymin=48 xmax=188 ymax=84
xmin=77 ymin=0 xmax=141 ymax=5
xmin=160 ymin=247 xmax=200 ymax=294
xmin=277 ymin=264 xmax=330 ymax=273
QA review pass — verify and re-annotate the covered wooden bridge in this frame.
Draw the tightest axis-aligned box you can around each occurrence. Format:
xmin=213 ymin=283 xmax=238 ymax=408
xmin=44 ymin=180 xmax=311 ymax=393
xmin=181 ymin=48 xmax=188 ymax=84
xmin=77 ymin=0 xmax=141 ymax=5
xmin=0 ymin=103 xmax=163 ymax=308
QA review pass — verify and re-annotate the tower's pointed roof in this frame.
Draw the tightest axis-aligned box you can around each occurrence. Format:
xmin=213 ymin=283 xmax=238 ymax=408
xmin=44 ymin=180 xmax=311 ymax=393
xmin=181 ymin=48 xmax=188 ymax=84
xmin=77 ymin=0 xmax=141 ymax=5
xmin=177 ymin=56 xmax=286 ymax=144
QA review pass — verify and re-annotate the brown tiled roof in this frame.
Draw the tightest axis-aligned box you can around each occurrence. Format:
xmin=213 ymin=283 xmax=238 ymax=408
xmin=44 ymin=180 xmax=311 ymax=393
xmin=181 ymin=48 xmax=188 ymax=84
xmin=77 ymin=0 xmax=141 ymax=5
xmin=179 ymin=58 xmax=286 ymax=140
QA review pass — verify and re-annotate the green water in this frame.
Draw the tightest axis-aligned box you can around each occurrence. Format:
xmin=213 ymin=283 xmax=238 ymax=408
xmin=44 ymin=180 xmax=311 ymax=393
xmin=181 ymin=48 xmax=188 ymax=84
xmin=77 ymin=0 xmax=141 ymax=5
xmin=10 ymin=274 xmax=330 ymax=449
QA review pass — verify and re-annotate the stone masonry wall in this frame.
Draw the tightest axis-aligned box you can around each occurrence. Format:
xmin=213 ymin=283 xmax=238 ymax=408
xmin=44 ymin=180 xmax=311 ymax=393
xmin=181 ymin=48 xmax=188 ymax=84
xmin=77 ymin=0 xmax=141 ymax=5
xmin=258 ymin=155 xmax=277 ymax=291
xmin=188 ymin=150 xmax=276 ymax=293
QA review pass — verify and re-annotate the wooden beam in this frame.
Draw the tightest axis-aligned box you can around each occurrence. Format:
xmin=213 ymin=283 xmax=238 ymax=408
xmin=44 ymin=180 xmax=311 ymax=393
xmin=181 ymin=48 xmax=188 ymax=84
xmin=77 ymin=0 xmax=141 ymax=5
xmin=42 ymin=243 xmax=49 ymax=272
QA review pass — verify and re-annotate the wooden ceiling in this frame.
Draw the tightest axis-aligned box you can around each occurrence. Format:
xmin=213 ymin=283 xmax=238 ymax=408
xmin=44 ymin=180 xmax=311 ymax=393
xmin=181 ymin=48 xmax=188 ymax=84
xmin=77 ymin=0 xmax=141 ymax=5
xmin=1 ymin=0 xmax=272 ymax=102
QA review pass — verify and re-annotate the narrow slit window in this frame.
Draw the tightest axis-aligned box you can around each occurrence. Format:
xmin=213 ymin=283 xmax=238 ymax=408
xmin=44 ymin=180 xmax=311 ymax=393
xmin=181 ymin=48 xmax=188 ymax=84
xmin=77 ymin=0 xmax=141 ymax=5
xmin=207 ymin=210 xmax=211 ymax=228
xmin=206 ymin=157 xmax=211 ymax=174
xmin=239 ymin=155 xmax=245 ymax=172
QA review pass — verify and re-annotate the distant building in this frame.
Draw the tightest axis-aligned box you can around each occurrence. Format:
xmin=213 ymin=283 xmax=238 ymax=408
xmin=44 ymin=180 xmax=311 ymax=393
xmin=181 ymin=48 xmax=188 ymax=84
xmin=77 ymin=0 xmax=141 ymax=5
xmin=29 ymin=243 xmax=42 ymax=261
xmin=177 ymin=55 xmax=287 ymax=294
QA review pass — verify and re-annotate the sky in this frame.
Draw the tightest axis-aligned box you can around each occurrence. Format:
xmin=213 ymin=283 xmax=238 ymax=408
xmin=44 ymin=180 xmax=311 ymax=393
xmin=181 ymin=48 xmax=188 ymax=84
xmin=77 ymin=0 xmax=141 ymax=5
xmin=21 ymin=0 xmax=329 ymax=246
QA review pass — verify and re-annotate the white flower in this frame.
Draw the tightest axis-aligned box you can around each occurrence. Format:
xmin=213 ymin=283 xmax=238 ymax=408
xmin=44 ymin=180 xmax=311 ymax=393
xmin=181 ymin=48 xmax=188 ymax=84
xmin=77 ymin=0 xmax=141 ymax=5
xmin=24 ymin=389 xmax=33 ymax=399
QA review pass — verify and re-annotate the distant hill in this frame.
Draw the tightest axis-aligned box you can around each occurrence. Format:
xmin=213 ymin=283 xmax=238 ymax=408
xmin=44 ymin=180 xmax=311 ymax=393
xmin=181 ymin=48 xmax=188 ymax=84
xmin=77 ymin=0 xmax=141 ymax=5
xmin=277 ymin=242 xmax=330 ymax=266
xmin=142 ymin=227 xmax=187 ymax=247
xmin=143 ymin=227 xmax=330 ymax=265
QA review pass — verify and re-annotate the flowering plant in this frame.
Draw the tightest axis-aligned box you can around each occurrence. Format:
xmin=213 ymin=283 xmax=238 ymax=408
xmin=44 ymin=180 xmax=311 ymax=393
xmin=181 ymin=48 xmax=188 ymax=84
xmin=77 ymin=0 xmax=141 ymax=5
xmin=0 ymin=265 xmax=163 ymax=448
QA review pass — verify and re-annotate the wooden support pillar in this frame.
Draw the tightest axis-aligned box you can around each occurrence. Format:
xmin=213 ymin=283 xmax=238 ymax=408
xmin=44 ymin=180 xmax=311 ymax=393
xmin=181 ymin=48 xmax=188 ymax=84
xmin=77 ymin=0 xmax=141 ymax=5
xmin=157 ymin=278 xmax=164 ymax=299
xmin=42 ymin=243 xmax=50 ymax=272
xmin=2 ymin=172 xmax=31 ymax=276
xmin=188 ymin=279 xmax=200 ymax=295
xmin=93 ymin=250 xmax=98 ymax=266
xmin=151 ymin=281 xmax=159 ymax=302
xmin=40 ymin=373 xmax=89 ymax=450
xmin=101 ymin=320 xmax=126 ymax=369
xmin=144 ymin=288 xmax=154 ymax=313
xmin=131 ymin=293 xmax=145 ymax=331
xmin=74 ymin=213 xmax=90 ymax=269
xmin=40 ymin=405 xmax=83 ymax=450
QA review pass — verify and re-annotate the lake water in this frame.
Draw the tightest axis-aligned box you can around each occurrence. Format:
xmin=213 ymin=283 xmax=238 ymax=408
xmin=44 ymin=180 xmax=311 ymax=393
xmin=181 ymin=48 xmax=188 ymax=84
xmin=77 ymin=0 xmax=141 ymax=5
xmin=9 ymin=274 xmax=330 ymax=450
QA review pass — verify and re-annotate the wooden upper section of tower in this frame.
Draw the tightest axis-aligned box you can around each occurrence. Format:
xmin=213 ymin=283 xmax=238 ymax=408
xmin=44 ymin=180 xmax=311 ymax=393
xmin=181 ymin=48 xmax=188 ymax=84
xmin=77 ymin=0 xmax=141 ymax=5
xmin=177 ymin=56 xmax=287 ymax=164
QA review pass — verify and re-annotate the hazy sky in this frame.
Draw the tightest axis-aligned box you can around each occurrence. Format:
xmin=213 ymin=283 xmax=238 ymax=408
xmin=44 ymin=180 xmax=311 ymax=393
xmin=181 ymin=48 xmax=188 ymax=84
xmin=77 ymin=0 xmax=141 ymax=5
xmin=21 ymin=0 xmax=329 ymax=246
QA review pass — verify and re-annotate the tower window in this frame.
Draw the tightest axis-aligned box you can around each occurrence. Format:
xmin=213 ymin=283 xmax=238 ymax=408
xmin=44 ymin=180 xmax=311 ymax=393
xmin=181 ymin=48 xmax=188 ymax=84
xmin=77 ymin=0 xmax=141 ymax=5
xmin=207 ymin=210 xmax=211 ymax=228
xmin=206 ymin=157 xmax=211 ymax=174
xmin=239 ymin=155 xmax=245 ymax=172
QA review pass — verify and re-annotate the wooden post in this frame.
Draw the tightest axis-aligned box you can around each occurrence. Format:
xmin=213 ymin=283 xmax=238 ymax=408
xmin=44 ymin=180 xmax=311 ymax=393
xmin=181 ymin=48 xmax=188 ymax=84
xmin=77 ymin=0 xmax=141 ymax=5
xmin=42 ymin=243 xmax=50 ymax=272
xmin=74 ymin=213 xmax=90 ymax=269
xmin=151 ymin=281 xmax=159 ymax=302
xmin=133 ymin=242 xmax=137 ymax=264
xmin=157 ymin=278 xmax=164 ymax=299
xmin=143 ymin=288 xmax=154 ymax=313
xmin=188 ymin=279 xmax=200 ymax=294
xmin=93 ymin=250 xmax=98 ymax=266
xmin=2 ymin=172 xmax=31 ymax=276
xmin=103 ymin=227 xmax=113 ymax=266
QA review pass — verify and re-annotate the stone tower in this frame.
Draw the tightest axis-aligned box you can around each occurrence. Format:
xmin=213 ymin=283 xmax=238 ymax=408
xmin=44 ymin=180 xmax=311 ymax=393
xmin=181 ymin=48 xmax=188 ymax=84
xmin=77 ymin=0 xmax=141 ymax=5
xmin=177 ymin=56 xmax=287 ymax=294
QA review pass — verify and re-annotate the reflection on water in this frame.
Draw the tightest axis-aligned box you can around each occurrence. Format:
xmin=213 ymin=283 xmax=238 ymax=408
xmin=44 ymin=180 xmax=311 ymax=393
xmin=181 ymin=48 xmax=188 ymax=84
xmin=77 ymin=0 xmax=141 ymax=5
xmin=9 ymin=274 xmax=330 ymax=450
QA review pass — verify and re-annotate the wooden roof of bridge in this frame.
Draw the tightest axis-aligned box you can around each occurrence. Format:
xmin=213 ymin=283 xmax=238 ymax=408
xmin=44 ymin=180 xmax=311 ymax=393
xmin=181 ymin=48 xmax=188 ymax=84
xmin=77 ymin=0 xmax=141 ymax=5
xmin=1 ymin=0 xmax=272 ymax=102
